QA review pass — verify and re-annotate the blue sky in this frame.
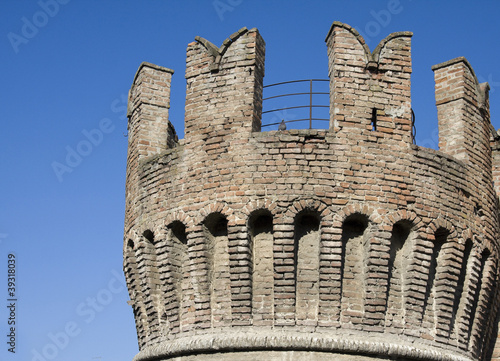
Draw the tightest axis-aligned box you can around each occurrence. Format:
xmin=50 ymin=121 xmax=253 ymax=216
xmin=1 ymin=1 xmax=499 ymax=361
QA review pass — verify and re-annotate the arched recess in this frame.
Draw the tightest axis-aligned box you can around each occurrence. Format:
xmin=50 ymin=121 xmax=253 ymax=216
xmin=163 ymin=221 xmax=188 ymax=336
xmin=273 ymin=199 xmax=330 ymax=326
xmin=203 ymin=212 xmax=231 ymax=327
xmin=384 ymin=219 xmax=414 ymax=331
xmin=469 ymin=248 xmax=496 ymax=356
xmin=421 ymin=223 xmax=457 ymax=339
xmin=164 ymin=210 xmax=195 ymax=332
xmin=480 ymin=255 xmax=500 ymax=361
xmin=340 ymin=212 xmax=370 ymax=326
xmin=294 ymin=209 xmax=321 ymax=325
xmin=140 ymin=229 xmax=162 ymax=342
xmin=451 ymin=237 xmax=474 ymax=345
xmin=248 ymin=209 xmax=274 ymax=326
xmin=124 ymin=238 xmax=147 ymax=349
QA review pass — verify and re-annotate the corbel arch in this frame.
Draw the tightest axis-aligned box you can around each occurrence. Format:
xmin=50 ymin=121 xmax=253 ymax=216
xmin=335 ymin=203 xmax=381 ymax=327
xmin=421 ymin=217 xmax=458 ymax=338
xmin=123 ymin=231 xmax=148 ymax=346
xmin=245 ymin=204 xmax=275 ymax=326
xmin=198 ymin=203 xmax=234 ymax=327
xmin=381 ymin=209 xmax=424 ymax=331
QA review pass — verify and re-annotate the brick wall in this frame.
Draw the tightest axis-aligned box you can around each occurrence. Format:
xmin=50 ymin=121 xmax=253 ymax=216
xmin=433 ymin=58 xmax=491 ymax=166
xmin=123 ymin=22 xmax=500 ymax=361
xmin=326 ymin=22 xmax=412 ymax=143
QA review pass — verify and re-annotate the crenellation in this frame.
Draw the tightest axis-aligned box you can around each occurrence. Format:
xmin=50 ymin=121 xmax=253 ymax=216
xmin=326 ymin=22 xmax=412 ymax=144
xmin=184 ymin=28 xmax=264 ymax=149
xmin=123 ymin=21 xmax=500 ymax=361
xmin=433 ymin=57 xmax=492 ymax=174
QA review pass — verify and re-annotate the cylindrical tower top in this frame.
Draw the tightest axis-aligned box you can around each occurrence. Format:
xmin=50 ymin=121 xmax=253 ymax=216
xmin=123 ymin=22 xmax=500 ymax=361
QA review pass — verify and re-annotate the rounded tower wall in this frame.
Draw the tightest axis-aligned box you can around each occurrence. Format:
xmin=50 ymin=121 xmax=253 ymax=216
xmin=123 ymin=21 xmax=500 ymax=361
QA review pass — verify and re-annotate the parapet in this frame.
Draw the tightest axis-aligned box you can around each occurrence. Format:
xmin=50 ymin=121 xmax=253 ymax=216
xmin=127 ymin=62 xmax=177 ymax=159
xmin=184 ymin=27 xmax=265 ymax=146
xmin=123 ymin=21 xmax=500 ymax=361
xmin=325 ymin=22 xmax=413 ymax=142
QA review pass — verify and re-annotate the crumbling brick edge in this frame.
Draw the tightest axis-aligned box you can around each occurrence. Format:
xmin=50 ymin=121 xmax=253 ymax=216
xmin=133 ymin=330 xmax=474 ymax=361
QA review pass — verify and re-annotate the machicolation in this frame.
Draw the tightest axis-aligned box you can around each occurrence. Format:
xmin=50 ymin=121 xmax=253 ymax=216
xmin=123 ymin=21 xmax=500 ymax=361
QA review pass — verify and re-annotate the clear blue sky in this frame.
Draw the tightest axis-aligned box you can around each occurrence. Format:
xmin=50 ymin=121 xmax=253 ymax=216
xmin=1 ymin=1 xmax=499 ymax=361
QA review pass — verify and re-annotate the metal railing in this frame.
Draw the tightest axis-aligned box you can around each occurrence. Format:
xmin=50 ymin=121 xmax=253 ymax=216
xmin=261 ymin=79 xmax=417 ymax=141
xmin=262 ymin=79 xmax=330 ymax=130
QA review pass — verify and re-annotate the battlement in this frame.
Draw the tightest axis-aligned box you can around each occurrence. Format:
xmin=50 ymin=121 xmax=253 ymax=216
xmin=432 ymin=57 xmax=491 ymax=167
xmin=123 ymin=21 xmax=500 ymax=361
xmin=326 ymin=22 xmax=413 ymax=141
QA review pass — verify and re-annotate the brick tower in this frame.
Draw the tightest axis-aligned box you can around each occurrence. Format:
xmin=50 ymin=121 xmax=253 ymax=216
xmin=123 ymin=22 xmax=500 ymax=361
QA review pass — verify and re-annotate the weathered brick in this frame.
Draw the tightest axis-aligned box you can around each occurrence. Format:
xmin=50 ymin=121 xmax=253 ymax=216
xmin=123 ymin=21 xmax=500 ymax=361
